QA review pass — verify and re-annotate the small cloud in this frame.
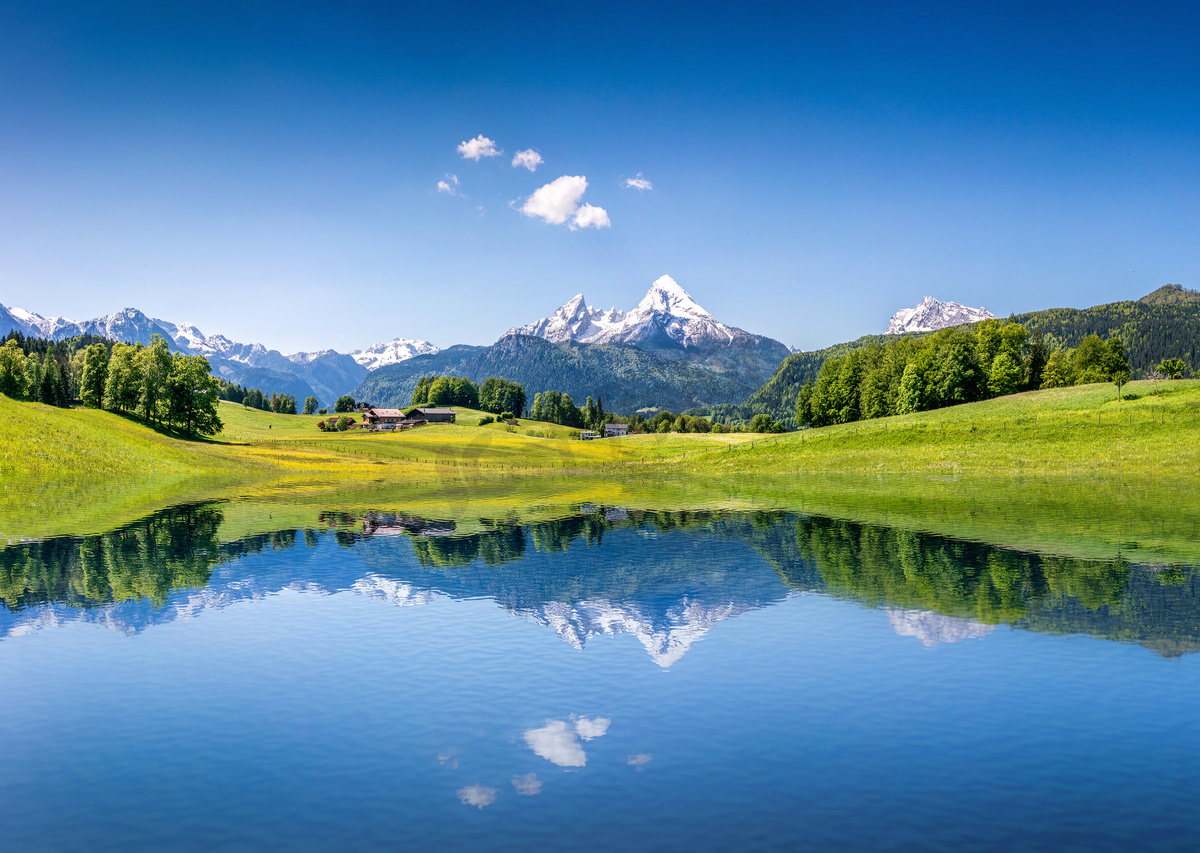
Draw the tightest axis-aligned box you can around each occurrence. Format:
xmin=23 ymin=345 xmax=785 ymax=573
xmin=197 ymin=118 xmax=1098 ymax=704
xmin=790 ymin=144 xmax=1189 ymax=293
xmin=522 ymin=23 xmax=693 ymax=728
xmin=512 ymin=773 xmax=542 ymax=795
xmin=438 ymin=748 xmax=458 ymax=769
xmin=574 ymin=716 xmax=611 ymax=740
xmin=626 ymin=753 xmax=652 ymax=771
xmin=622 ymin=172 xmax=653 ymax=191
xmin=457 ymin=784 xmax=499 ymax=809
xmin=571 ymin=203 xmax=610 ymax=231
xmin=512 ymin=149 xmax=543 ymax=171
xmin=457 ymin=135 xmax=501 ymax=161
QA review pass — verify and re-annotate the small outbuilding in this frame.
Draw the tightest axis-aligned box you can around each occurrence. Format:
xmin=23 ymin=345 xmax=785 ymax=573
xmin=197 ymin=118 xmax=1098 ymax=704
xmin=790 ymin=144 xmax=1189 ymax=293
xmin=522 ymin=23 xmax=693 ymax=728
xmin=404 ymin=407 xmax=457 ymax=424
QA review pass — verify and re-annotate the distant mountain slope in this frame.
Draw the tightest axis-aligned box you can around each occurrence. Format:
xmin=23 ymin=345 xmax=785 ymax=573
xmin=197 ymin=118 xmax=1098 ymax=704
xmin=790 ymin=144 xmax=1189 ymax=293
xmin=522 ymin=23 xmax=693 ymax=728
xmin=1138 ymin=283 xmax=1200 ymax=306
xmin=509 ymin=275 xmax=792 ymax=390
xmin=353 ymin=334 xmax=756 ymax=412
xmin=742 ymin=288 xmax=1200 ymax=420
xmin=737 ymin=334 xmax=909 ymax=419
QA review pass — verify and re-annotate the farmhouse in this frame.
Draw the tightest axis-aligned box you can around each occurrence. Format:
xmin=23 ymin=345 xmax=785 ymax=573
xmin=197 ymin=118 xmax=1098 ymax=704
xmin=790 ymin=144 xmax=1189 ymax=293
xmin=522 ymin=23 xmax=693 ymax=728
xmin=360 ymin=407 xmax=406 ymax=427
xmin=604 ymin=423 xmax=628 ymax=437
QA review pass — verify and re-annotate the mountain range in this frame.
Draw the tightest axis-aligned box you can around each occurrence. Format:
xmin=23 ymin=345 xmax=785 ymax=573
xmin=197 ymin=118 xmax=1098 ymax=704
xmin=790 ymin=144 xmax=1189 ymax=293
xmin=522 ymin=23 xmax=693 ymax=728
xmin=354 ymin=276 xmax=794 ymax=411
xmin=0 ymin=302 xmax=440 ymax=408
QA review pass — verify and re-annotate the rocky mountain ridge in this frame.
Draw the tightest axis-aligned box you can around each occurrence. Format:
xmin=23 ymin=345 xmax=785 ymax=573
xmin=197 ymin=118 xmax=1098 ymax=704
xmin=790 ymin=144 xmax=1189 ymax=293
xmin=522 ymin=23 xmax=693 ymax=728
xmin=886 ymin=296 xmax=997 ymax=334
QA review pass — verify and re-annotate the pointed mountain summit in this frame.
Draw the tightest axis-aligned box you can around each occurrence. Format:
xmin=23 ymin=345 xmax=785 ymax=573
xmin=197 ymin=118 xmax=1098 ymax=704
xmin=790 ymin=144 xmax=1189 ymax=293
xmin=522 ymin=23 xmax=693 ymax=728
xmin=505 ymin=275 xmax=791 ymax=390
xmin=886 ymin=296 xmax=997 ymax=335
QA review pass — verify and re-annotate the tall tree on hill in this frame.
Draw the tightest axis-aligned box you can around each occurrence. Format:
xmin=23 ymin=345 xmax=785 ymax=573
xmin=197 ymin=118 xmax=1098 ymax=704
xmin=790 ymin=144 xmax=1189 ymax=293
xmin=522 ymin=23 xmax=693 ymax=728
xmin=335 ymin=395 xmax=356 ymax=413
xmin=104 ymin=343 xmax=142 ymax=413
xmin=138 ymin=334 xmax=173 ymax=424
xmin=164 ymin=354 xmax=223 ymax=438
xmin=303 ymin=395 xmax=318 ymax=415
xmin=0 ymin=340 xmax=27 ymax=397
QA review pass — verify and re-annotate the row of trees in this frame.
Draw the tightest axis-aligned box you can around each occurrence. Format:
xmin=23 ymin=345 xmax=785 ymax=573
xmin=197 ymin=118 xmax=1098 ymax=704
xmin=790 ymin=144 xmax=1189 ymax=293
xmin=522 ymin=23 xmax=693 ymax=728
xmin=407 ymin=375 xmax=529 ymax=417
xmin=77 ymin=336 xmax=223 ymax=437
xmin=217 ymin=380 xmax=312 ymax=415
xmin=795 ymin=321 xmax=1133 ymax=427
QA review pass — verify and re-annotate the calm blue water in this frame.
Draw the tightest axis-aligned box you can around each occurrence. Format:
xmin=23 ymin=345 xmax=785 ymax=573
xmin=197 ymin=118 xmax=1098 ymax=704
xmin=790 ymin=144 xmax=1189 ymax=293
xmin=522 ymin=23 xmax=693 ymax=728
xmin=3 ymin=505 xmax=1200 ymax=851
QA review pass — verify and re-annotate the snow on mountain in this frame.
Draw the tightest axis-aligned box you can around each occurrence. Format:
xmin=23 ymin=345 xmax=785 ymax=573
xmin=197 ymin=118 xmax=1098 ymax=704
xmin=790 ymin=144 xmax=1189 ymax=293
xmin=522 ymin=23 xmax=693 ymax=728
xmin=350 ymin=338 xmax=441 ymax=371
xmin=509 ymin=275 xmax=741 ymax=351
xmin=886 ymin=296 xmax=997 ymax=335
xmin=886 ymin=608 xmax=997 ymax=647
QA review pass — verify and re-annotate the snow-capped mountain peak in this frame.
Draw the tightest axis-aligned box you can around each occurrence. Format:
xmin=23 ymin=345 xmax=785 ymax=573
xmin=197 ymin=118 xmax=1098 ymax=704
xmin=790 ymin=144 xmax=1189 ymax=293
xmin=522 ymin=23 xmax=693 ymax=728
xmin=351 ymin=338 xmax=441 ymax=371
xmin=508 ymin=274 xmax=740 ymax=351
xmin=634 ymin=275 xmax=712 ymax=322
xmin=885 ymin=296 xmax=997 ymax=335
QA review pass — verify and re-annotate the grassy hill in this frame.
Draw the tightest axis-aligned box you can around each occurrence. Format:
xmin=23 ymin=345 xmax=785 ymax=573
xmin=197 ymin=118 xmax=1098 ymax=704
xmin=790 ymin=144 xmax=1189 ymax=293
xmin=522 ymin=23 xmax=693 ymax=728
xmin=4 ymin=382 xmax=1200 ymax=561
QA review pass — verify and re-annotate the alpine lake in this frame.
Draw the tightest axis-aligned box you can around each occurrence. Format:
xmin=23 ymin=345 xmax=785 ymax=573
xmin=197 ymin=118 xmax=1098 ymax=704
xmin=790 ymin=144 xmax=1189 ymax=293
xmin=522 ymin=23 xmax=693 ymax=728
xmin=5 ymin=474 xmax=1200 ymax=853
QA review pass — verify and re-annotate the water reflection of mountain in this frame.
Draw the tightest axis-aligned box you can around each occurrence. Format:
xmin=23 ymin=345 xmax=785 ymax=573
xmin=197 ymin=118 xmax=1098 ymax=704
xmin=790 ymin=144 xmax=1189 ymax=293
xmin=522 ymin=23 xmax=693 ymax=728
xmin=3 ymin=504 xmax=1200 ymax=659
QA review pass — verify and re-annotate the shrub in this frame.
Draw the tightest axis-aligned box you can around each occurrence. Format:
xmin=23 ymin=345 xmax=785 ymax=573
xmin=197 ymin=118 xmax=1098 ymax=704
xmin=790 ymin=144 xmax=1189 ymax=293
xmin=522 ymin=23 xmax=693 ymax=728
xmin=478 ymin=415 xmax=495 ymax=426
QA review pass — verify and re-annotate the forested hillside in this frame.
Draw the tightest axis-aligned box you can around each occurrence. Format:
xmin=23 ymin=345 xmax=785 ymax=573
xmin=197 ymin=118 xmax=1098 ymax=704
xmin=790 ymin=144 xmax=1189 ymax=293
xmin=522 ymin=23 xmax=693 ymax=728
xmin=740 ymin=288 xmax=1200 ymax=420
xmin=353 ymin=334 xmax=756 ymax=413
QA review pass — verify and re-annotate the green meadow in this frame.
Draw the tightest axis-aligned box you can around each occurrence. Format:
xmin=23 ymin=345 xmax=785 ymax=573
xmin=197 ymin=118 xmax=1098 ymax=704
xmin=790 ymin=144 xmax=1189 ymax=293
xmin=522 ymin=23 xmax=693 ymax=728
xmin=3 ymin=381 xmax=1199 ymax=562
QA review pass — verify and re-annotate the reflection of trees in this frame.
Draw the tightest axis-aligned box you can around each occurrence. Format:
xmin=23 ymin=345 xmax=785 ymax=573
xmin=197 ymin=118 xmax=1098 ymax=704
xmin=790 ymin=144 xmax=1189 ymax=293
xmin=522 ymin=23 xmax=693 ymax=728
xmin=410 ymin=522 xmax=526 ymax=569
xmin=788 ymin=515 xmax=1131 ymax=623
xmin=0 ymin=504 xmax=225 ymax=609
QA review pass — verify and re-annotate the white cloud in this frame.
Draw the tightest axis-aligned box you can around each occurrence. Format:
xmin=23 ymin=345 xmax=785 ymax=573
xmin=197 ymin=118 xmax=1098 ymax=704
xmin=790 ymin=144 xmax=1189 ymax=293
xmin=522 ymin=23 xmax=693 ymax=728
xmin=521 ymin=175 xmax=589 ymax=225
xmin=437 ymin=173 xmax=460 ymax=195
xmin=457 ymin=135 xmax=500 ymax=160
xmin=524 ymin=720 xmax=587 ymax=767
xmin=571 ymin=203 xmax=610 ymax=231
xmin=457 ymin=784 xmax=498 ymax=809
xmin=512 ymin=773 xmax=542 ymax=795
xmin=622 ymin=172 xmax=653 ymax=191
xmin=574 ymin=716 xmax=611 ymax=740
xmin=512 ymin=149 xmax=543 ymax=171
xmin=520 ymin=175 xmax=610 ymax=230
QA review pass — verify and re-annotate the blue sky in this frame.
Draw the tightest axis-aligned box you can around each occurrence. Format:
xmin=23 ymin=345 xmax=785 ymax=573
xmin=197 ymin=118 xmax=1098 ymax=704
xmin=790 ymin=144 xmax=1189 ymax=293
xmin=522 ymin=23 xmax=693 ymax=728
xmin=2 ymin=0 xmax=1199 ymax=354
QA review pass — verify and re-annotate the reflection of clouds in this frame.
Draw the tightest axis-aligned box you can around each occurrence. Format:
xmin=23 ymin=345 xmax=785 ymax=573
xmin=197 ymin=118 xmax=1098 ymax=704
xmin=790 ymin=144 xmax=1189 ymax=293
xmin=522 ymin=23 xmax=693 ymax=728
xmin=512 ymin=773 xmax=542 ymax=795
xmin=438 ymin=748 xmax=458 ymax=770
xmin=574 ymin=716 xmax=610 ymax=741
xmin=626 ymin=753 xmax=652 ymax=771
xmin=524 ymin=715 xmax=611 ymax=767
xmin=457 ymin=784 xmax=498 ymax=809
xmin=524 ymin=720 xmax=587 ymax=767
xmin=886 ymin=609 xmax=997 ymax=648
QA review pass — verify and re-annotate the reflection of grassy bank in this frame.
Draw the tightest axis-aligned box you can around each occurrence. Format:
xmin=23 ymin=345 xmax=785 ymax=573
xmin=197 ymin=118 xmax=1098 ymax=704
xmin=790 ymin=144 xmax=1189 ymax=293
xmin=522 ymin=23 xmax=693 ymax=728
xmin=3 ymin=381 xmax=1200 ymax=560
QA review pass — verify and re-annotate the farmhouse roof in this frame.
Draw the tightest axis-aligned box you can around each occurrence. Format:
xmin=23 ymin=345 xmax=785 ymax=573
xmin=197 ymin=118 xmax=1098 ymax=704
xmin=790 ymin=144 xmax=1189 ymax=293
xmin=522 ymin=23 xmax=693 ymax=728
xmin=365 ymin=408 xmax=405 ymax=418
xmin=415 ymin=408 xmax=456 ymax=415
